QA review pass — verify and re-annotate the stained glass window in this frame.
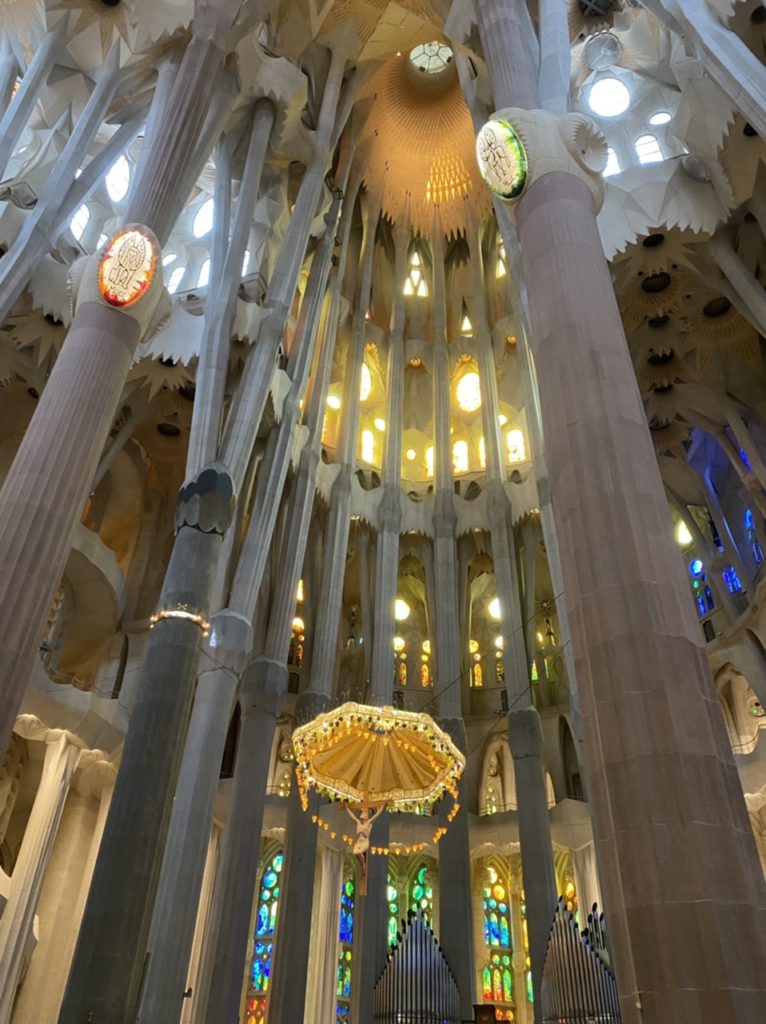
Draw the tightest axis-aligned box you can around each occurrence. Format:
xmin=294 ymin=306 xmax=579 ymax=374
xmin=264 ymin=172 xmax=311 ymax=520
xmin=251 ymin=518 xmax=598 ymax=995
xmin=425 ymin=446 xmax=434 ymax=479
xmin=410 ymin=864 xmax=433 ymax=920
xmin=336 ymin=877 xmax=355 ymax=1022
xmin=507 ymin=429 xmax=525 ymax=464
xmin=456 ymin=373 xmax=482 ymax=414
xmin=723 ymin=566 xmax=742 ymax=593
xmin=246 ymin=850 xmax=284 ymax=1024
xmin=403 ymin=249 xmax=429 ymax=297
xmin=420 ymin=662 xmax=431 ymax=687
xmin=361 ymin=429 xmax=375 ymax=465
xmin=452 ymin=440 xmax=469 ymax=473
xmin=482 ymin=866 xmax=514 ymax=1018
xmin=387 ymin=873 xmax=400 ymax=947
xmin=398 ymin=660 xmax=408 ymax=687
xmin=746 ymin=508 xmax=763 ymax=566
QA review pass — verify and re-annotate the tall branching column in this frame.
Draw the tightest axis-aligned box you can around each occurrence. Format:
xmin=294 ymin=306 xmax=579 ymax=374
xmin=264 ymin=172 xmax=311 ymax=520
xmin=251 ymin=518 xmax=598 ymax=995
xmin=429 ymin=220 xmax=475 ymax=1017
xmin=475 ymin=1 xmax=766 ymax=1020
xmin=469 ymin=223 xmax=556 ymax=1019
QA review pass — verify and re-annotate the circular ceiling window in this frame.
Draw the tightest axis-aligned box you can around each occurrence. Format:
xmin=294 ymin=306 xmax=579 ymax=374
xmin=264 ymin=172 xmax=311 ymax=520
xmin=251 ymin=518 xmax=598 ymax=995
xmin=409 ymin=41 xmax=453 ymax=75
xmin=588 ymin=77 xmax=630 ymax=117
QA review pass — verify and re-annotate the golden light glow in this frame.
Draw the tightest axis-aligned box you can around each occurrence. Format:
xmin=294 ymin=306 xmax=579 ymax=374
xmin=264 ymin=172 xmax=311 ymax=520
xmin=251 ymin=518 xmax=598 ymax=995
xmin=394 ymin=636 xmax=406 ymax=652
xmin=374 ymin=417 xmax=386 ymax=431
xmin=296 ymin=578 xmax=304 ymax=602
xmin=495 ymin=635 xmax=504 ymax=649
xmin=488 ymin=597 xmax=501 ymax=620
xmin=425 ymin=446 xmax=434 ymax=478
xmin=469 ymin=639 xmax=479 ymax=654
xmin=98 ymin=228 xmax=156 ymax=307
xmin=327 ymin=395 xmax=341 ymax=410
xmin=499 ymin=414 xmax=507 ymax=426
xmin=507 ymin=428 xmax=525 ymax=463
xmin=675 ymin=521 xmax=692 ymax=547
xmin=422 ymin=639 xmax=431 ymax=654
xmin=460 ymin=314 xmax=473 ymax=335
xmin=394 ymin=598 xmax=411 ymax=621
xmin=293 ymin=616 xmax=305 ymax=632
xmin=479 ymin=436 xmax=486 ymax=469
xmin=409 ymin=357 xmax=423 ymax=368
xmin=361 ymin=429 xmax=375 ymax=464
xmin=452 ymin=440 xmax=469 ymax=474
xmin=456 ymin=371 xmax=482 ymax=412
xmin=405 ymin=448 xmax=417 ymax=461
xmin=360 ymin=363 xmax=372 ymax=401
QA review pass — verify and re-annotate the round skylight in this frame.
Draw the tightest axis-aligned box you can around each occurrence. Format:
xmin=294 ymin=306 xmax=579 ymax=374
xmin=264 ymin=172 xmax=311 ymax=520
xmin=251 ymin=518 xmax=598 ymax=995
xmin=649 ymin=110 xmax=672 ymax=126
xmin=588 ymin=77 xmax=630 ymax=117
xmin=192 ymin=197 xmax=214 ymax=238
xmin=409 ymin=41 xmax=453 ymax=75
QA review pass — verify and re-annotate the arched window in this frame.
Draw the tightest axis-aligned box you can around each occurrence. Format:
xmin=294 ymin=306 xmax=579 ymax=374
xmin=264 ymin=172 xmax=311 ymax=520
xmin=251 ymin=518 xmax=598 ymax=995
xmin=425 ymin=446 xmax=434 ymax=479
xmin=745 ymin=509 xmax=763 ymax=566
xmin=635 ymin=134 xmax=663 ymax=164
xmin=193 ymin=196 xmax=214 ymax=237
xmin=403 ymin=249 xmax=429 ymax=297
xmin=603 ymin=147 xmax=621 ymax=177
xmin=481 ymin=866 xmax=514 ymax=1018
xmin=387 ymin=873 xmax=400 ymax=947
xmin=360 ymin=362 xmax=372 ymax=401
xmin=496 ymin=658 xmax=505 ymax=685
xmin=471 ymin=655 xmax=483 ymax=688
xmin=507 ymin=428 xmax=525 ymax=463
xmin=398 ymin=660 xmax=408 ymax=687
xmin=70 ymin=204 xmax=90 ymax=241
xmin=456 ymin=371 xmax=482 ymax=413
xmin=479 ymin=436 xmax=486 ymax=469
xmin=723 ymin=566 xmax=743 ymax=594
xmin=105 ymin=155 xmax=131 ymax=202
xmin=361 ymin=429 xmax=375 ymax=465
xmin=409 ymin=864 xmax=433 ymax=920
xmin=245 ymin=849 xmax=284 ymax=1024
xmin=197 ymin=258 xmax=211 ymax=288
xmin=420 ymin=661 xmax=431 ymax=687
xmin=336 ymin=876 xmax=355 ymax=1023
xmin=167 ymin=266 xmax=186 ymax=294
xmin=452 ymin=440 xmax=469 ymax=474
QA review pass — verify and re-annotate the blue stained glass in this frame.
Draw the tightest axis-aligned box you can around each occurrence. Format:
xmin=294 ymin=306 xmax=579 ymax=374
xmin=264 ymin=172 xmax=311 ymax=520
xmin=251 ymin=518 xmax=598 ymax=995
xmin=689 ymin=559 xmax=703 ymax=577
xmin=253 ymin=960 xmax=263 ymax=987
xmin=724 ymin=566 xmax=742 ymax=593
xmin=256 ymin=903 xmax=269 ymax=936
xmin=500 ymin=916 xmax=510 ymax=947
xmin=746 ymin=509 xmax=755 ymax=530
xmin=263 ymin=870 xmax=278 ymax=888
xmin=274 ymin=854 xmax=284 ymax=870
xmin=255 ymin=941 xmax=265 ymax=955
xmin=489 ymin=898 xmax=497 ymax=909
xmin=696 ymin=595 xmax=706 ymax=617
xmin=704 ymin=585 xmax=714 ymax=611
xmin=499 ymin=902 xmax=507 ymax=913
xmin=490 ymin=912 xmax=500 ymax=945
xmin=483 ymin=915 xmax=490 ymax=946
xmin=343 ymin=966 xmax=352 ymax=997
xmin=740 ymin=448 xmax=753 ymax=472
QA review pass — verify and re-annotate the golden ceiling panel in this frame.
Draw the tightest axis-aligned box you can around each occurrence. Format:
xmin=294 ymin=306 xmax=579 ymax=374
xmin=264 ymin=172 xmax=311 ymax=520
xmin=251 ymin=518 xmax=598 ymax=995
xmin=360 ymin=52 xmax=491 ymax=238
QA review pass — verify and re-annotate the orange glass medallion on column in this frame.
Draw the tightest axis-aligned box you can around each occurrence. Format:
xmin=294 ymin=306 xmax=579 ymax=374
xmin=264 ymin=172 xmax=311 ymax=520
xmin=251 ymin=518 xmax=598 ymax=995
xmin=98 ymin=228 xmax=156 ymax=307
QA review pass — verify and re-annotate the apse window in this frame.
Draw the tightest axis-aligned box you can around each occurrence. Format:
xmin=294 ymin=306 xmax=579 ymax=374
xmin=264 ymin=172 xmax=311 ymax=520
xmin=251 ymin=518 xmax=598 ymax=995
xmin=635 ymin=134 xmax=663 ymax=164
xmin=70 ymin=204 xmax=90 ymax=242
xmin=409 ymin=41 xmax=453 ymax=75
xmin=603 ymin=147 xmax=621 ymax=177
xmin=587 ymin=77 xmax=630 ymax=117
xmin=456 ymin=371 xmax=482 ymax=413
xmin=649 ymin=111 xmax=672 ymax=126
xmin=403 ymin=250 xmax=428 ymax=297
xmin=452 ymin=440 xmax=469 ymax=475
xmin=192 ymin=197 xmax=214 ymax=238
xmin=105 ymin=155 xmax=131 ymax=202
xmin=507 ymin=428 xmax=526 ymax=463
xmin=361 ymin=428 xmax=375 ymax=465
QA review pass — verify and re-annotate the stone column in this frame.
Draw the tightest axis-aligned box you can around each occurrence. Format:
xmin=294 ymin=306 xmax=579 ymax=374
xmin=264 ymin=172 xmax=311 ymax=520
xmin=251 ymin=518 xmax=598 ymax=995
xmin=305 ymin=844 xmax=344 ymax=1024
xmin=0 ymin=0 xmax=243 ymax=766
xmin=11 ymin=751 xmax=114 ymax=1024
xmin=350 ymin=813 xmax=390 ymax=1024
xmin=469 ymin=229 xmax=557 ymax=1019
xmin=429 ymin=222 xmax=475 ymax=1017
xmin=0 ymin=723 xmax=80 ymax=1024
xmin=181 ymin=826 xmax=220 ymax=1024
xmin=192 ymin=659 xmax=286 ymax=1024
xmin=572 ymin=842 xmax=602 ymax=925
xmin=474 ymin=2 xmax=766 ymax=1014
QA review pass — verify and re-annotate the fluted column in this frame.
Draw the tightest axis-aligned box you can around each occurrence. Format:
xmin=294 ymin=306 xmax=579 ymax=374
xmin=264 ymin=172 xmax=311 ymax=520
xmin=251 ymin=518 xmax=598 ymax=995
xmin=180 ymin=826 xmax=220 ymax=1024
xmin=11 ymin=752 xmax=114 ymax=1024
xmin=305 ymin=844 xmax=344 ymax=1024
xmin=0 ymin=723 xmax=80 ymax=1024
xmin=429 ymin=223 xmax=475 ymax=1017
xmin=192 ymin=660 xmax=286 ymax=1024
xmin=476 ymin=1 xmax=766 ymax=1018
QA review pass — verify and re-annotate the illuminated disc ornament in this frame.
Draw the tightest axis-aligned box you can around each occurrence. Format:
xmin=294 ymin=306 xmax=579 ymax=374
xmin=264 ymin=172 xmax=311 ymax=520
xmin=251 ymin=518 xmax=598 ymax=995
xmin=292 ymin=701 xmax=465 ymax=812
xmin=98 ymin=228 xmax=157 ymax=307
xmin=476 ymin=119 xmax=528 ymax=201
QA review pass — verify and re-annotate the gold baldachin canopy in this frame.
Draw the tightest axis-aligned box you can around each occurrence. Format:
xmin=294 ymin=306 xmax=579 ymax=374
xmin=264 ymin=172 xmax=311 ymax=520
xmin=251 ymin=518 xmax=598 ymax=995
xmin=292 ymin=701 xmax=465 ymax=811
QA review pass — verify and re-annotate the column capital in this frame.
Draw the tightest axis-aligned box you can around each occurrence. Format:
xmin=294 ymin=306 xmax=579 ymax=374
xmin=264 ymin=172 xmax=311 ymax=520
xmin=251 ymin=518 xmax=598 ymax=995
xmin=176 ymin=461 xmax=236 ymax=535
xmin=507 ymin=706 xmax=545 ymax=760
xmin=73 ymin=749 xmax=116 ymax=799
xmin=477 ymin=109 xmax=607 ymax=214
